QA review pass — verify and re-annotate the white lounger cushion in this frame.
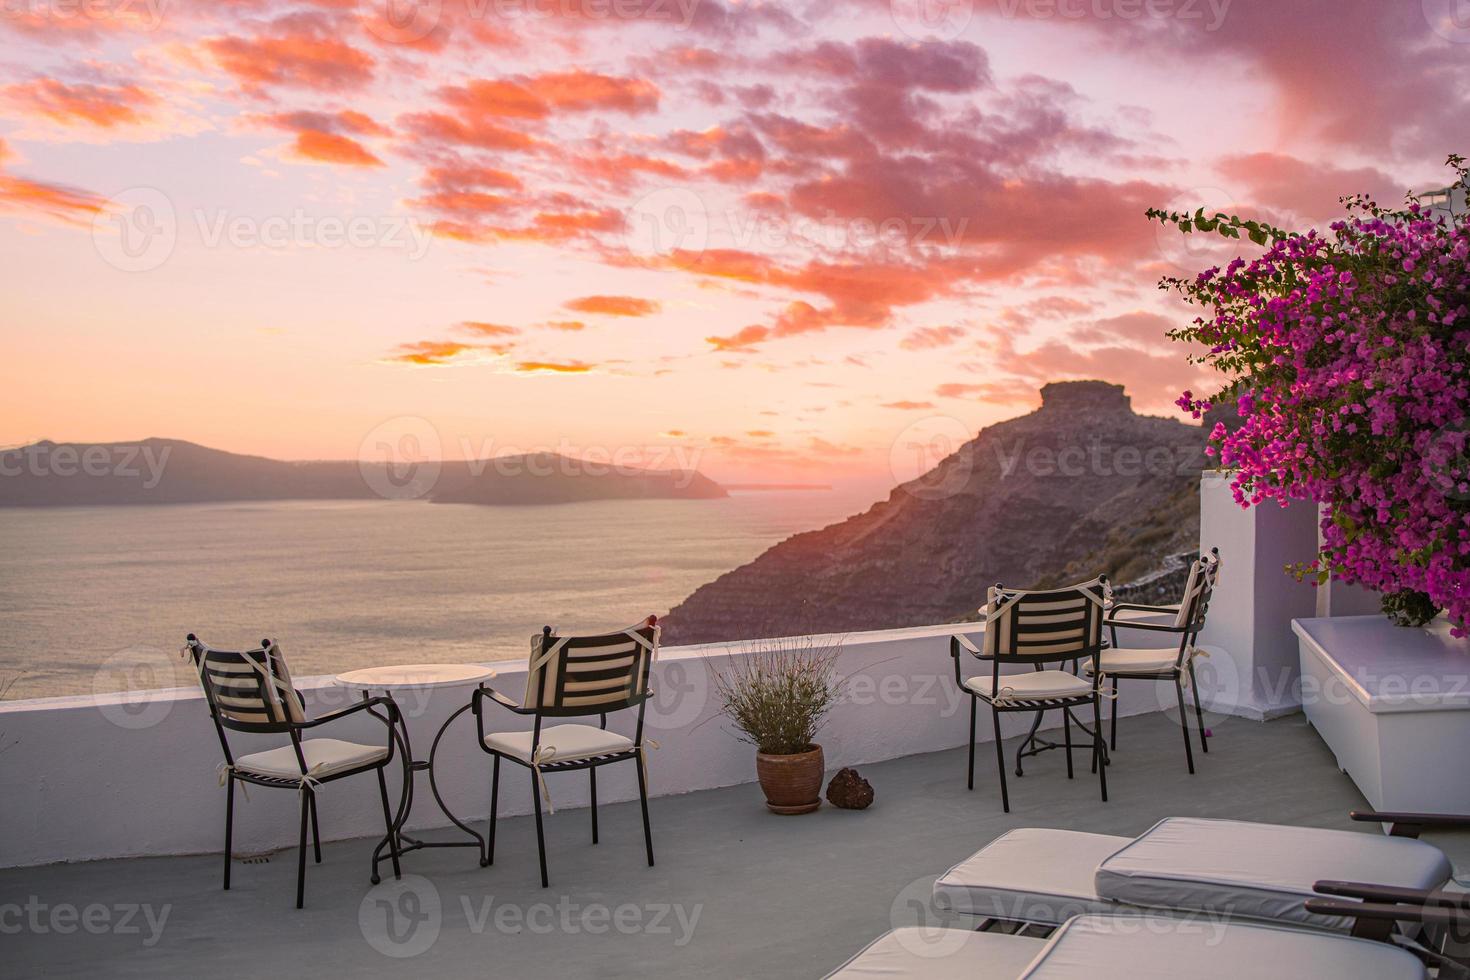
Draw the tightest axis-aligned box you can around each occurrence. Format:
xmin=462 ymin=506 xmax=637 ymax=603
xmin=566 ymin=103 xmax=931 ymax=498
xmin=235 ymin=738 xmax=388 ymax=780
xmin=1018 ymin=913 xmax=1426 ymax=979
xmin=484 ymin=723 xmax=634 ymax=763
xmin=1106 ymin=606 xmax=1177 ymax=626
xmin=826 ymin=927 xmax=1044 ymax=979
xmin=935 ymin=828 xmax=1128 ymax=924
xmin=964 ymin=671 xmax=1092 ymax=702
xmin=1094 ymin=817 xmax=1453 ymax=930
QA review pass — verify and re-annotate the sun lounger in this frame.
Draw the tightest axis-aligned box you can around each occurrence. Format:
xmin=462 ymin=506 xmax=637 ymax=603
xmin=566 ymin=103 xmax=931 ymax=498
xmin=933 ymin=816 xmax=1452 ymax=930
xmin=827 ymin=913 xmax=1427 ymax=978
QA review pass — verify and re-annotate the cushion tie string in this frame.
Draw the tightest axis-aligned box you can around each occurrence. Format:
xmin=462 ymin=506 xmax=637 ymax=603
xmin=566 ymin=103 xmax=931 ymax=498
xmin=1179 ymin=648 xmax=1211 ymax=689
xmin=530 ymin=744 xmax=558 ymax=813
xmin=216 ymin=762 xmax=251 ymax=801
xmin=638 ymin=737 xmax=660 ymax=787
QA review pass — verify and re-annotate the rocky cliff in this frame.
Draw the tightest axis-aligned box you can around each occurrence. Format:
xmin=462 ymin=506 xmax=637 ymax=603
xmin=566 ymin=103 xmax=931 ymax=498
xmin=661 ymin=381 xmax=1209 ymax=644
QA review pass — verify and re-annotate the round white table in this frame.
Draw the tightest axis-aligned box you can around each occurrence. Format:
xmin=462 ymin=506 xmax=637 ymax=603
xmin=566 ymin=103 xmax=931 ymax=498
xmin=336 ymin=663 xmax=496 ymax=882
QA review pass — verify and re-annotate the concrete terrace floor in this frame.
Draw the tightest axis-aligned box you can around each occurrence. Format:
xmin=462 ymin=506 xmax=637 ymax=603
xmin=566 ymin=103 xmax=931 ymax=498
xmin=8 ymin=712 xmax=1470 ymax=979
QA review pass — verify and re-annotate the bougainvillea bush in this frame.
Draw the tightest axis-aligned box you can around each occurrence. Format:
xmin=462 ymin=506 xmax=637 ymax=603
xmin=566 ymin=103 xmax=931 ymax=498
xmin=1151 ymin=156 xmax=1470 ymax=633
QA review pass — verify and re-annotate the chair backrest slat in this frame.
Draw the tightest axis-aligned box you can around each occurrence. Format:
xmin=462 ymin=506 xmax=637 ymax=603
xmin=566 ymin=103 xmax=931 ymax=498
xmin=1174 ymin=550 xmax=1221 ymax=631
xmin=982 ymin=578 xmax=1107 ymax=663
xmin=523 ymin=623 xmax=657 ymax=715
xmin=186 ymin=637 xmax=307 ymax=730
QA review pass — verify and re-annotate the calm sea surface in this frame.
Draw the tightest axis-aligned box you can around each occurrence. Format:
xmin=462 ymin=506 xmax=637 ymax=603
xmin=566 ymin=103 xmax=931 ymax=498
xmin=0 ymin=491 xmax=877 ymax=700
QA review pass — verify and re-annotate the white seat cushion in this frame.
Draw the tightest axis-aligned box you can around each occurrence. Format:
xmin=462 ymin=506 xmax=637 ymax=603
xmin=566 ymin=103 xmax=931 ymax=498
xmin=235 ymin=737 xmax=388 ymax=780
xmin=965 ymin=671 xmax=1091 ymax=702
xmin=1094 ymin=817 xmax=1453 ymax=930
xmin=484 ymin=723 xmax=634 ymax=763
xmin=1018 ymin=913 xmax=1426 ymax=979
xmin=1087 ymin=648 xmax=1180 ymax=675
xmin=827 ymin=927 xmax=1044 ymax=979
xmin=935 ymin=829 xmax=1131 ymax=924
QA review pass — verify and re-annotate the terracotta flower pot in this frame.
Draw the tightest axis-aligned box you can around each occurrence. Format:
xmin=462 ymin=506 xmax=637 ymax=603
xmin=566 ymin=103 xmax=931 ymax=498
xmin=756 ymin=744 xmax=824 ymax=814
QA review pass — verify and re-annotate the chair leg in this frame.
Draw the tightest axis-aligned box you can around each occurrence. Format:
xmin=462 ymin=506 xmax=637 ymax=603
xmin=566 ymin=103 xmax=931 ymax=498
xmin=1174 ymin=677 xmax=1196 ymax=774
xmin=377 ymin=767 xmax=401 ymax=881
xmin=296 ymin=788 xmax=311 ymax=909
xmin=309 ymin=792 xmax=322 ymax=864
xmin=990 ymin=708 xmax=1009 ymax=813
xmin=1092 ymin=697 xmax=1108 ymax=803
xmin=223 ymin=776 xmax=234 ymax=891
xmin=1189 ymin=662 xmax=1209 ymax=753
xmin=1063 ymin=709 xmax=1074 ymax=779
xmin=636 ymin=757 xmax=655 ymax=868
xmin=590 ymin=767 xmax=599 ymax=845
xmin=532 ymin=770 xmax=549 ymax=888
xmin=487 ymin=755 xmax=500 ymax=866
xmin=1109 ymin=677 xmax=1119 ymax=750
xmin=967 ymin=698 xmax=976 ymax=791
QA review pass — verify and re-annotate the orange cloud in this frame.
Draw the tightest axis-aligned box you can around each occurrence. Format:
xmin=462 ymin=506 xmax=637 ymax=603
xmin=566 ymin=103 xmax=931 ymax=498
xmin=255 ymin=110 xmax=389 ymax=167
xmin=386 ymin=340 xmax=490 ymax=365
xmin=459 ymin=321 xmax=519 ymax=336
xmin=1 ymin=79 xmax=157 ymax=129
xmin=0 ymin=144 xmax=104 ymax=223
xmin=541 ymin=320 xmax=586 ymax=331
xmin=899 ymin=325 xmax=964 ymax=351
xmin=564 ymin=295 xmax=661 ymax=317
xmin=204 ymin=20 xmax=375 ymax=93
xmin=880 ymin=400 xmax=935 ymax=410
xmin=516 ymin=360 xmax=595 ymax=373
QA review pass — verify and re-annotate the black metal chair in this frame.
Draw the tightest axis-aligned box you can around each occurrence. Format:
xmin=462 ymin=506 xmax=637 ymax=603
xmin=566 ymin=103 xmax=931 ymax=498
xmin=183 ymin=634 xmax=403 ymax=908
xmin=951 ymin=577 xmax=1110 ymax=813
xmin=1096 ymin=549 xmax=1220 ymax=773
xmin=473 ymin=616 xmax=659 ymax=887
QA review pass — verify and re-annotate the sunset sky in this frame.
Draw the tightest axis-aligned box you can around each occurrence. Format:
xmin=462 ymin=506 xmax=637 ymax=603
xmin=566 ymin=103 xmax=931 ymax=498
xmin=1 ymin=0 xmax=1465 ymax=485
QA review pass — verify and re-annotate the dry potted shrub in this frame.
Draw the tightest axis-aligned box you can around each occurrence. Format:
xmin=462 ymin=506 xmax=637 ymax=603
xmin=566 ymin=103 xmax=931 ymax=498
xmin=712 ymin=635 xmax=842 ymax=814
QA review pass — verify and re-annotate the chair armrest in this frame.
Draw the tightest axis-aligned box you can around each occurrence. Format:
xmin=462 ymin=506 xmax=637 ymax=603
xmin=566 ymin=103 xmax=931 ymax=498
xmin=302 ymin=695 xmax=399 ymax=727
xmin=1305 ymin=897 xmax=1470 ymax=929
xmin=1102 ymin=619 xmax=1186 ymax=634
xmin=1314 ymin=880 xmax=1470 ymax=908
xmin=1351 ymin=809 xmax=1470 ymax=837
xmin=1109 ymin=602 xmax=1179 ymax=614
xmin=472 ymin=685 xmax=534 ymax=716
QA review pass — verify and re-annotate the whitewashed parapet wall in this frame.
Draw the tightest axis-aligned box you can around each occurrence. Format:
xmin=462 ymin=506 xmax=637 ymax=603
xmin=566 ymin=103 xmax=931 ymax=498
xmin=1196 ymin=471 xmax=1319 ymax=719
xmin=0 ymin=623 xmax=1169 ymax=869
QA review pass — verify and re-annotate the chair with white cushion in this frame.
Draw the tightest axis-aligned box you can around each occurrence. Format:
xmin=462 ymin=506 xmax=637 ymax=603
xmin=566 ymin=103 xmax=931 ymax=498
xmin=472 ymin=617 xmax=659 ymax=887
xmin=183 ymin=634 xmax=402 ymax=909
xmin=951 ymin=577 xmax=1110 ymax=812
xmin=1096 ymin=549 xmax=1219 ymax=773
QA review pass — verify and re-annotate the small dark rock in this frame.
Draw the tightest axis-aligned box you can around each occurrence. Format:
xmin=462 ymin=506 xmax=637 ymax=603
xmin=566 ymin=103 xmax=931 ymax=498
xmin=825 ymin=767 xmax=874 ymax=810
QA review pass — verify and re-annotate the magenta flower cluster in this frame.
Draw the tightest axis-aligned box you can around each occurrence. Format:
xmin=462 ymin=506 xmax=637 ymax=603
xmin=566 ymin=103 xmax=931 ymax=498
xmin=1157 ymin=163 xmax=1470 ymax=633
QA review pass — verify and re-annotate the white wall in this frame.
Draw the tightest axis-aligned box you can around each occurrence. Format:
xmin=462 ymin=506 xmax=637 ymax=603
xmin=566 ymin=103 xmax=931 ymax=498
xmin=1198 ymin=472 xmax=1320 ymax=719
xmin=0 ymin=624 xmax=1167 ymax=869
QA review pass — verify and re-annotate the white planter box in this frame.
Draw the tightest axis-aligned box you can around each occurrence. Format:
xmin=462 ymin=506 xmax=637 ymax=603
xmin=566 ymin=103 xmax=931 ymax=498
xmin=1295 ymin=615 xmax=1470 ymax=812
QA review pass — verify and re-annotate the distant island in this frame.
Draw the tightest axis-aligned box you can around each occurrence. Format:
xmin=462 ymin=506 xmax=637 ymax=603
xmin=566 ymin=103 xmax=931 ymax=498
xmin=661 ymin=381 xmax=1211 ymax=645
xmin=0 ymin=439 xmax=727 ymax=507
